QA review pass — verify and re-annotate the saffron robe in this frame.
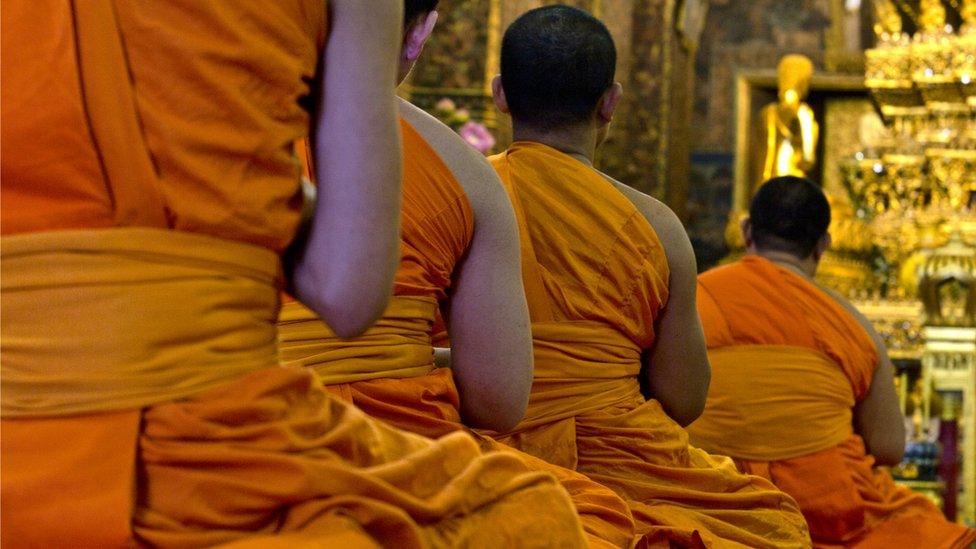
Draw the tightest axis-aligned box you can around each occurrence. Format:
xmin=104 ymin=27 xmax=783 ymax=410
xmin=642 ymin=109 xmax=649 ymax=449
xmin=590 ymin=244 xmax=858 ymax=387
xmin=0 ymin=3 xmax=587 ymax=546
xmin=692 ymin=256 xmax=976 ymax=549
xmin=486 ymin=142 xmax=812 ymax=548
xmin=278 ymin=121 xmax=638 ymax=548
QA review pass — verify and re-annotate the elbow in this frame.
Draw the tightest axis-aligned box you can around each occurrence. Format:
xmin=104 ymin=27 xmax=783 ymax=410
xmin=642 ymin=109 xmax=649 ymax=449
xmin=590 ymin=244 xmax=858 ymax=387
xmin=314 ymin=287 xmax=391 ymax=338
xmin=664 ymin=398 xmax=706 ymax=428
xmin=858 ymin=414 xmax=906 ymax=466
xmin=867 ymin=433 xmax=906 ymax=467
xmin=461 ymin=392 xmax=529 ymax=433
xmin=646 ymin=363 xmax=710 ymax=427
xmin=454 ymin=345 xmax=533 ymax=433
xmin=289 ymin=219 xmax=400 ymax=338
xmin=293 ymin=266 xmax=393 ymax=338
xmin=320 ymin=298 xmax=389 ymax=338
xmin=871 ymin=443 xmax=905 ymax=467
xmin=465 ymin=405 xmax=526 ymax=433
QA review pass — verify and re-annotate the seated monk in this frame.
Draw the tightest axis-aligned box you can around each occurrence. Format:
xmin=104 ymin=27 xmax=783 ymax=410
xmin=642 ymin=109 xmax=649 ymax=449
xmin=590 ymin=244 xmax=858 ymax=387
xmin=278 ymin=3 xmax=636 ymax=547
xmin=690 ymin=176 xmax=976 ymax=548
xmin=480 ymin=6 xmax=812 ymax=548
xmin=0 ymin=1 xmax=588 ymax=546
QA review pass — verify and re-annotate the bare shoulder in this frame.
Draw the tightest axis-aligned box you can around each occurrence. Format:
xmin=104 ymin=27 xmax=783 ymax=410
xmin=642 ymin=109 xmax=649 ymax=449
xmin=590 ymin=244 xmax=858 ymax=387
xmin=396 ymin=98 xmax=500 ymax=206
xmin=600 ymin=173 xmax=694 ymax=269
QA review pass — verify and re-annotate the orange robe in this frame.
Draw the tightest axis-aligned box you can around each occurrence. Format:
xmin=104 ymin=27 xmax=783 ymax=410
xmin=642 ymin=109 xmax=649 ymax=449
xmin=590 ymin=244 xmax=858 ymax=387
xmin=486 ymin=142 xmax=812 ymax=548
xmin=278 ymin=121 xmax=638 ymax=548
xmin=1 ymin=3 xmax=587 ymax=547
xmin=692 ymin=256 xmax=976 ymax=548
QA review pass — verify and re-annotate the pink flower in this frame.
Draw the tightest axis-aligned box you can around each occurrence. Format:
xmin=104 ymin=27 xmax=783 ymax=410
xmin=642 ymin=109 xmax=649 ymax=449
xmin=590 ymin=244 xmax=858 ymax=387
xmin=458 ymin=121 xmax=496 ymax=154
xmin=434 ymin=98 xmax=456 ymax=116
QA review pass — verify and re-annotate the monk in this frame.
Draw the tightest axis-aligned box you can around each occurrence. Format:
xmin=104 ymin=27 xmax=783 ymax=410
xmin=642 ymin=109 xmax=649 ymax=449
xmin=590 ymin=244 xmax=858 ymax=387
xmin=1 ymin=2 xmax=587 ymax=547
xmin=480 ymin=6 xmax=813 ymax=548
xmin=278 ymin=2 xmax=636 ymax=547
xmin=690 ymin=176 xmax=976 ymax=548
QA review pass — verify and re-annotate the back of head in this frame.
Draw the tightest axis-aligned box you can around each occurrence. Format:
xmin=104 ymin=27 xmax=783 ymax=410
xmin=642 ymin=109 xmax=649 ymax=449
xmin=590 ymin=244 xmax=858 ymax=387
xmin=501 ymin=6 xmax=616 ymax=131
xmin=404 ymin=0 xmax=439 ymax=27
xmin=749 ymin=176 xmax=831 ymax=258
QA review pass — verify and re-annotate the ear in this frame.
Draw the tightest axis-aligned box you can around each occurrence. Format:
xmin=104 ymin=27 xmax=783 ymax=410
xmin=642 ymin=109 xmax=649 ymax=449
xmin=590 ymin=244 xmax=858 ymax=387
xmin=741 ymin=217 xmax=754 ymax=249
xmin=812 ymin=231 xmax=831 ymax=261
xmin=491 ymin=75 xmax=510 ymax=114
xmin=597 ymin=82 xmax=623 ymax=125
xmin=403 ymin=11 xmax=439 ymax=63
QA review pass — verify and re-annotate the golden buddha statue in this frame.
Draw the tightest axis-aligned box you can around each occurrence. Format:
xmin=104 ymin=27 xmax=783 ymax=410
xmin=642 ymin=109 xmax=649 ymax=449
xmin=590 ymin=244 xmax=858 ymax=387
xmin=754 ymin=55 xmax=819 ymax=194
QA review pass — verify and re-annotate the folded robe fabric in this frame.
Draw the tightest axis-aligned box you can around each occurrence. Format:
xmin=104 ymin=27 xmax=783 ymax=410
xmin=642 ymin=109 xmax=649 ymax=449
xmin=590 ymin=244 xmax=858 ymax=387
xmin=0 ymin=228 xmax=589 ymax=548
xmin=693 ymin=256 xmax=976 ymax=548
xmin=278 ymin=121 xmax=638 ymax=548
xmin=1 ymin=4 xmax=590 ymax=545
xmin=485 ymin=142 xmax=812 ymax=548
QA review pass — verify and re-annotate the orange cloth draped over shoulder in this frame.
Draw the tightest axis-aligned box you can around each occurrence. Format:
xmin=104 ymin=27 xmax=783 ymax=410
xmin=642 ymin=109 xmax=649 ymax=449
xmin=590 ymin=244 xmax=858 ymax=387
xmin=692 ymin=256 xmax=976 ymax=549
xmin=0 ymin=3 xmax=587 ymax=547
xmin=485 ymin=142 xmax=811 ymax=549
xmin=278 ymin=121 xmax=638 ymax=548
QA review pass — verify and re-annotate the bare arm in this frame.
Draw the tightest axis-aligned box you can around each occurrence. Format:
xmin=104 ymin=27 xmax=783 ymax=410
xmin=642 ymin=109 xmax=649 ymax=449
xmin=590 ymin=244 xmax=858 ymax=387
xmin=291 ymin=0 xmax=404 ymax=338
xmin=610 ymin=180 xmax=711 ymax=426
xmin=400 ymin=100 xmax=533 ymax=432
xmin=822 ymin=287 xmax=905 ymax=465
xmin=798 ymin=104 xmax=818 ymax=169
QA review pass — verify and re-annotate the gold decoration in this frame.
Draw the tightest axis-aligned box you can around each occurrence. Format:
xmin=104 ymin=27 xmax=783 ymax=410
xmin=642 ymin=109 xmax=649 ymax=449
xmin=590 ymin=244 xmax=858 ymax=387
xmin=849 ymin=1 xmax=976 ymax=301
xmin=919 ymin=232 xmax=976 ymax=326
xmin=816 ymin=195 xmax=877 ymax=297
xmin=873 ymin=0 xmax=904 ymax=41
xmin=858 ymin=7 xmax=976 ymax=518
xmin=963 ymin=0 xmax=976 ymax=25
xmin=918 ymin=0 xmax=947 ymax=34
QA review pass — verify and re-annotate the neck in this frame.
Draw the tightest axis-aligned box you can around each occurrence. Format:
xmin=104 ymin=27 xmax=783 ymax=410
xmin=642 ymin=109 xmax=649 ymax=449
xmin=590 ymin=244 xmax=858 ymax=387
xmin=511 ymin=124 xmax=598 ymax=166
xmin=751 ymin=249 xmax=819 ymax=278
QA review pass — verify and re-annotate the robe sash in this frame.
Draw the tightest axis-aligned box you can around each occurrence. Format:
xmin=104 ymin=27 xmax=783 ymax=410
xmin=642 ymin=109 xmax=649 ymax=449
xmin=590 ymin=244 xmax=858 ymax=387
xmin=1 ymin=227 xmax=282 ymax=417
xmin=504 ymin=321 xmax=643 ymax=432
xmin=688 ymin=344 xmax=855 ymax=461
xmin=278 ymin=296 xmax=437 ymax=384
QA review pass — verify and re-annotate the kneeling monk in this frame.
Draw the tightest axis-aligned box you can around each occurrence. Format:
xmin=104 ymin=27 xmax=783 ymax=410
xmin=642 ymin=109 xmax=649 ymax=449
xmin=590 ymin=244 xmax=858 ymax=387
xmin=483 ymin=6 xmax=811 ymax=548
xmin=690 ymin=176 xmax=976 ymax=548
xmin=278 ymin=2 xmax=635 ymax=547
xmin=1 ymin=1 xmax=585 ymax=546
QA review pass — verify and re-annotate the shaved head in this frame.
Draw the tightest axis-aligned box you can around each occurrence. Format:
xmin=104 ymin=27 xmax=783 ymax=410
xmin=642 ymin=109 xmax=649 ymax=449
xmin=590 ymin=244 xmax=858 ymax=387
xmin=500 ymin=6 xmax=616 ymax=131
xmin=749 ymin=176 xmax=831 ymax=258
